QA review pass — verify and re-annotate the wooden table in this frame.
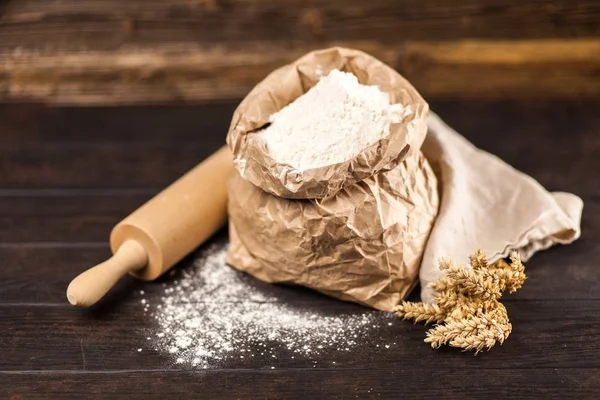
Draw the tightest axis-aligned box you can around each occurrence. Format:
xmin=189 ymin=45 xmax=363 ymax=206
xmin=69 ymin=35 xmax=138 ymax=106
xmin=1 ymin=100 xmax=598 ymax=399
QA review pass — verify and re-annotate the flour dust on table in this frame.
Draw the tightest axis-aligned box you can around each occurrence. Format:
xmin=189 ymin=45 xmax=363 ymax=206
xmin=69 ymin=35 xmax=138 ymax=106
xmin=140 ymin=242 xmax=397 ymax=368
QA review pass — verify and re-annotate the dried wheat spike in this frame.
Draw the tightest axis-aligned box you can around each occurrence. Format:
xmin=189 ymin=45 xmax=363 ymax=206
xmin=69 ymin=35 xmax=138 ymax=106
xmin=394 ymin=302 xmax=446 ymax=325
xmin=396 ymin=250 xmax=525 ymax=354
xmin=426 ymin=305 xmax=512 ymax=353
xmin=489 ymin=258 xmax=510 ymax=270
xmin=448 ymin=307 xmax=513 ymax=354
xmin=444 ymin=266 xmax=505 ymax=301
xmin=469 ymin=249 xmax=488 ymax=270
xmin=485 ymin=252 xmax=527 ymax=293
xmin=506 ymin=251 xmax=527 ymax=292
xmin=438 ymin=257 xmax=455 ymax=271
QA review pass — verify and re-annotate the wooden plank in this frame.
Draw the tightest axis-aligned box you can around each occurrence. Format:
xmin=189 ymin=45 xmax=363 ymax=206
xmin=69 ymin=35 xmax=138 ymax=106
xmin=398 ymin=39 xmax=600 ymax=98
xmin=0 ymin=100 xmax=595 ymax=303
xmin=2 ymin=368 xmax=600 ymax=400
xmin=430 ymin=99 xmax=600 ymax=197
xmin=1 ymin=0 xmax=598 ymax=52
xmin=4 ymin=369 xmax=600 ymax=400
xmin=0 ymin=188 xmax=596 ymax=246
xmin=0 ymin=191 xmax=153 ymax=242
xmin=0 ymin=218 xmax=598 ymax=304
xmin=0 ymin=231 xmax=361 ymax=305
xmin=1 ymin=39 xmax=599 ymax=104
xmin=0 ymin=102 xmax=237 ymax=142
xmin=0 ymin=42 xmax=394 ymax=105
xmin=0 ymin=100 xmax=598 ymax=192
xmin=0 ymin=300 xmax=599 ymax=372
xmin=1 ymin=0 xmax=598 ymax=102
xmin=0 ymin=103 xmax=597 ymax=398
xmin=0 ymin=141 xmax=224 ymax=189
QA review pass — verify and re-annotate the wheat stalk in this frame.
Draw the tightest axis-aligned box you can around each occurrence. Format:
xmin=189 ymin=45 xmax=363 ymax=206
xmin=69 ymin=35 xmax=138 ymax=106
xmin=396 ymin=250 xmax=526 ymax=354
xmin=394 ymin=302 xmax=446 ymax=325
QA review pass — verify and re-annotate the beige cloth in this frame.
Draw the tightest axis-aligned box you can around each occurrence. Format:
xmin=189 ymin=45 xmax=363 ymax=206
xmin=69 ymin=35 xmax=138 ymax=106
xmin=419 ymin=112 xmax=584 ymax=303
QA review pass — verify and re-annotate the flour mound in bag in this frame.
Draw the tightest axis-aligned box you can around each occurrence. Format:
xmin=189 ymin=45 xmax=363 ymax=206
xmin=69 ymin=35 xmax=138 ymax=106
xmin=258 ymin=69 xmax=404 ymax=170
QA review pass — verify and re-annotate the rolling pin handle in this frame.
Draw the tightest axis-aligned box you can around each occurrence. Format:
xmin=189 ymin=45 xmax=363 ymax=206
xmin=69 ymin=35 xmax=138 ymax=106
xmin=66 ymin=240 xmax=148 ymax=307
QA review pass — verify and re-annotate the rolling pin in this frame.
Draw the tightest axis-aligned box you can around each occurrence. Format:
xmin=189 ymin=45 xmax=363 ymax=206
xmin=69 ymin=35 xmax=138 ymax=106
xmin=66 ymin=146 xmax=233 ymax=307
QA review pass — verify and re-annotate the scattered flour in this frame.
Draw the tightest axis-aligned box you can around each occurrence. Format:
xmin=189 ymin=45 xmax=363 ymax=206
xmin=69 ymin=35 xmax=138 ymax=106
xmin=258 ymin=69 xmax=407 ymax=170
xmin=143 ymin=242 xmax=395 ymax=368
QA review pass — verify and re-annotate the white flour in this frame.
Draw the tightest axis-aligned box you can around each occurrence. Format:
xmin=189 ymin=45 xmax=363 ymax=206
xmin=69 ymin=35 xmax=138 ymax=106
xmin=258 ymin=69 xmax=407 ymax=170
xmin=143 ymin=242 xmax=395 ymax=368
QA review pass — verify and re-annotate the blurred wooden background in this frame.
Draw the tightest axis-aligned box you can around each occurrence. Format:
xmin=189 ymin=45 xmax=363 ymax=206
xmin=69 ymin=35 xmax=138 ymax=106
xmin=0 ymin=0 xmax=598 ymax=104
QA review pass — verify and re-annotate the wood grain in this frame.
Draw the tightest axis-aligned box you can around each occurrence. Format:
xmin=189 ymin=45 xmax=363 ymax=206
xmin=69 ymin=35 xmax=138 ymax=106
xmin=398 ymin=39 xmax=600 ymax=98
xmin=0 ymin=102 xmax=238 ymax=142
xmin=1 ymin=236 xmax=598 ymax=304
xmin=1 ymin=1 xmax=599 ymax=103
xmin=0 ymin=191 xmax=153 ymax=243
xmin=0 ymin=300 xmax=599 ymax=371
xmin=0 ymin=42 xmax=394 ymax=104
xmin=3 ymin=369 xmax=599 ymax=400
xmin=1 ymin=0 xmax=597 ymax=51
xmin=0 ymin=188 xmax=596 ymax=246
xmin=1 ymin=100 xmax=598 ymax=194
xmin=0 ymin=141 xmax=222 ymax=189
xmin=1 ymin=39 xmax=599 ymax=104
xmin=430 ymin=100 xmax=600 ymax=197
xmin=0 ymin=199 xmax=595 ymax=303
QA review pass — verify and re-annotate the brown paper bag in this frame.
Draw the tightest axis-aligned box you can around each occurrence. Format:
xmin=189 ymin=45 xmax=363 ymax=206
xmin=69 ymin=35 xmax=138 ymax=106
xmin=226 ymin=48 xmax=439 ymax=311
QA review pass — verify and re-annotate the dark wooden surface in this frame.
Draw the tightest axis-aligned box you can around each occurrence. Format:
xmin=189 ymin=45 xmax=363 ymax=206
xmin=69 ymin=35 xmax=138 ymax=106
xmin=2 ymin=0 xmax=597 ymax=50
xmin=1 ymin=1 xmax=599 ymax=103
xmin=0 ymin=100 xmax=599 ymax=399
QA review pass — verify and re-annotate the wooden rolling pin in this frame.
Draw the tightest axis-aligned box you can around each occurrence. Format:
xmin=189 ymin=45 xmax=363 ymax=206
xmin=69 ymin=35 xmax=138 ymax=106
xmin=67 ymin=146 xmax=233 ymax=307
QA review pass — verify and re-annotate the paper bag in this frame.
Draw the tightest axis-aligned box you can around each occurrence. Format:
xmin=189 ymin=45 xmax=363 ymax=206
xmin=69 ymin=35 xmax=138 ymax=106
xmin=226 ymin=47 xmax=439 ymax=311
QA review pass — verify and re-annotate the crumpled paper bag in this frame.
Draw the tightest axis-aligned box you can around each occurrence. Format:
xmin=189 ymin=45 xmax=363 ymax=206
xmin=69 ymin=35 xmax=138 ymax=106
xmin=226 ymin=47 xmax=428 ymax=199
xmin=419 ymin=112 xmax=583 ymax=303
xmin=226 ymin=47 xmax=439 ymax=311
xmin=228 ymin=151 xmax=439 ymax=311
